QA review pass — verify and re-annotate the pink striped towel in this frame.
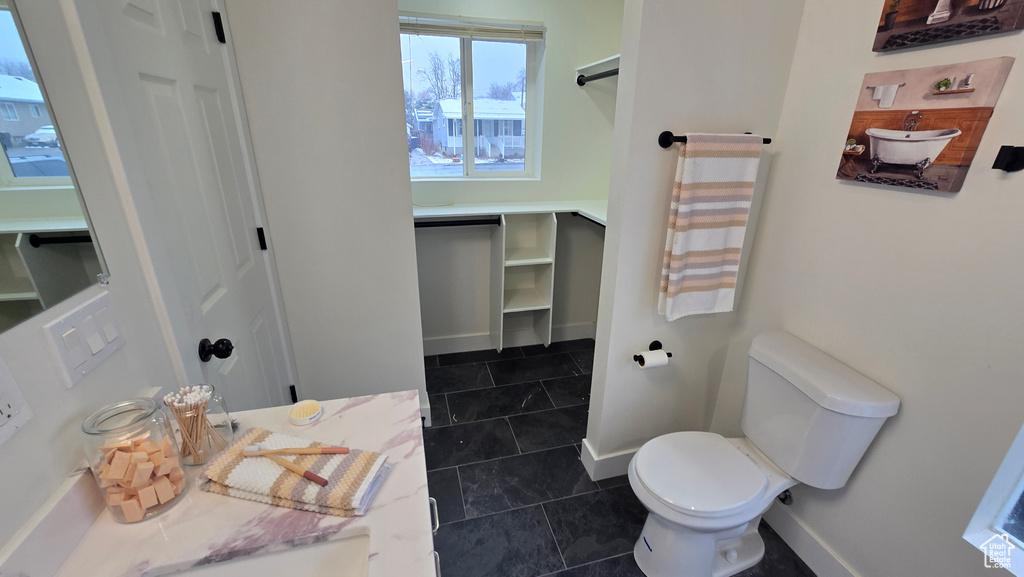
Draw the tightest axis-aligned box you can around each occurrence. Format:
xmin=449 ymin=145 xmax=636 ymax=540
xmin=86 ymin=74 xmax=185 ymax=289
xmin=658 ymin=133 xmax=763 ymax=320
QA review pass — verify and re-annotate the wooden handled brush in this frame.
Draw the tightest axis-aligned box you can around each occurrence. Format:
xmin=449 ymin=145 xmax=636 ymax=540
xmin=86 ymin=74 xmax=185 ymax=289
xmin=244 ymin=452 xmax=329 ymax=486
xmin=243 ymin=443 xmax=349 ymax=456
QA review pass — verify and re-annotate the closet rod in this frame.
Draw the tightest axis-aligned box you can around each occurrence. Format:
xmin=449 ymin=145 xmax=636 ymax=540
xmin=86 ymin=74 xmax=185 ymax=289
xmin=658 ymin=131 xmax=772 ymax=148
xmin=28 ymin=234 xmax=92 ymax=248
xmin=576 ymin=68 xmax=619 ymax=86
xmin=414 ymin=218 xmax=501 ymax=229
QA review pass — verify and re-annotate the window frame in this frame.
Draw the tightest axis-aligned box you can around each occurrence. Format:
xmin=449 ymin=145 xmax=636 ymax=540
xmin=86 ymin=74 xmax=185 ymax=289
xmin=400 ymin=14 xmax=544 ymax=181
xmin=965 ymin=422 xmax=1024 ymax=575
xmin=1 ymin=102 xmax=18 ymax=121
xmin=29 ymin=103 xmax=40 ymax=117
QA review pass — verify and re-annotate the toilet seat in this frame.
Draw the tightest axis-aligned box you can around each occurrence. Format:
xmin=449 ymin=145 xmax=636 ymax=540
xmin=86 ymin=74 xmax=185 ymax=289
xmin=633 ymin=432 xmax=767 ymax=518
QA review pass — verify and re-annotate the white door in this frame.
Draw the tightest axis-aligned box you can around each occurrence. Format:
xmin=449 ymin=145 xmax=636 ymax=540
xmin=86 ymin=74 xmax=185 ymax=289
xmin=84 ymin=0 xmax=292 ymax=410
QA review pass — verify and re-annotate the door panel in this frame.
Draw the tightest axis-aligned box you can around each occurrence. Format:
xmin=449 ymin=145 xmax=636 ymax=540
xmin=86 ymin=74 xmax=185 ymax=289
xmin=89 ymin=0 xmax=291 ymax=410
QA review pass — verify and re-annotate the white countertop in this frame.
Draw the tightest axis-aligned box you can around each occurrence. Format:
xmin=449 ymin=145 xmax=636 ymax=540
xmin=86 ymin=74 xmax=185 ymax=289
xmin=52 ymin=391 xmax=433 ymax=577
xmin=413 ymin=199 xmax=607 ymax=226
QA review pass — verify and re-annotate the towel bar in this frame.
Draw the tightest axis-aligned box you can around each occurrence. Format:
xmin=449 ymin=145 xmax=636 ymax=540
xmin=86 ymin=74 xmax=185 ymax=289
xmin=658 ymin=131 xmax=771 ymax=149
xmin=28 ymin=234 xmax=92 ymax=248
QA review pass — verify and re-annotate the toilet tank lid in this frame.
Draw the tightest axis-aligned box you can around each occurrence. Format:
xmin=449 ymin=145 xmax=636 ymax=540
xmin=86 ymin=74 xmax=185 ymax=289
xmin=749 ymin=331 xmax=900 ymax=418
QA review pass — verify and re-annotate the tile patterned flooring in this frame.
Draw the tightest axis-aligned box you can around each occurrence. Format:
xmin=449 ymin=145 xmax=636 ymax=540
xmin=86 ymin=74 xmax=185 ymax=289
xmin=423 ymin=339 xmax=816 ymax=577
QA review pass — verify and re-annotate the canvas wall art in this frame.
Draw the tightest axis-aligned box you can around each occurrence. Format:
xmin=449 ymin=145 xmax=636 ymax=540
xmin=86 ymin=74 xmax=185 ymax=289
xmin=837 ymin=57 xmax=1013 ymax=193
xmin=874 ymin=0 xmax=1024 ymax=52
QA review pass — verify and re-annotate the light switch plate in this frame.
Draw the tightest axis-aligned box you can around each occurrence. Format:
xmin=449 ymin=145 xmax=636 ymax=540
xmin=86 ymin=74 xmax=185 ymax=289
xmin=0 ymin=354 xmax=33 ymax=447
xmin=43 ymin=291 xmax=125 ymax=388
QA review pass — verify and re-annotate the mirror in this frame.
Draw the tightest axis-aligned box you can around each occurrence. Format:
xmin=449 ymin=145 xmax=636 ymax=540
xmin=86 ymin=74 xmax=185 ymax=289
xmin=0 ymin=5 xmax=105 ymax=333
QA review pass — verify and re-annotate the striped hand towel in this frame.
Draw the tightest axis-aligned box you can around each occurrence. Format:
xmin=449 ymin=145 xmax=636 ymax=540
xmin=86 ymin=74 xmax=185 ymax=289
xmin=198 ymin=428 xmax=390 ymax=517
xmin=658 ymin=133 xmax=763 ymax=320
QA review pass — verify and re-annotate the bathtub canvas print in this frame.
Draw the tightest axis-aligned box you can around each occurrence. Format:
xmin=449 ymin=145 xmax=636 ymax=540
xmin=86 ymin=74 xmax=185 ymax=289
xmin=837 ymin=57 xmax=1013 ymax=193
xmin=873 ymin=0 xmax=1024 ymax=52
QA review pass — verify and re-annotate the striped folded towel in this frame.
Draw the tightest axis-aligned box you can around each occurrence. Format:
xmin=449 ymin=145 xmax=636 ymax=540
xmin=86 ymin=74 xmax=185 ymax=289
xmin=198 ymin=428 xmax=390 ymax=516
xmin=659 ymin=133 xmax=763 ymax=320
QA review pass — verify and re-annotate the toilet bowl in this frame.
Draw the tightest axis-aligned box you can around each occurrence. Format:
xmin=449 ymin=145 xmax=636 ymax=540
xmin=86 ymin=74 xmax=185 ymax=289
xmin=628 ymin=433 xmax=796 ymax=577
xmin=627 ymin=331 xmax=900 ymax=577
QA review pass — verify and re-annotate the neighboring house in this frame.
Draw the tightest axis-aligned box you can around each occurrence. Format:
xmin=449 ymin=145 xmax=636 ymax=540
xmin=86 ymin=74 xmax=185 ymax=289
xmin=431 ymin=98 xmax=525 ymax=157
xmin=414 ymin=109 xmax=433 ymax=139
xmin=0 ymin=74 xmax=52 ymax=145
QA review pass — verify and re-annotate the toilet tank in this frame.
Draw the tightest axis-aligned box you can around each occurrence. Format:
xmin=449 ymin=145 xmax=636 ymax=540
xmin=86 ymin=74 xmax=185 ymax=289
xmin=741 ymin=331 xmax=900 ymax=490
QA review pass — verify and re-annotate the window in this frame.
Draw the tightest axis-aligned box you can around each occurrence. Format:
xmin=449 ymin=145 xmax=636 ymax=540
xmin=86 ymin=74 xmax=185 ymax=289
xmin=0 ymin=8 xmax=69 ymax=182
xmin=965 ymin=423 xmax=1024 ymax=575
xmin=399 ymin=16 xmax=543 ymax=179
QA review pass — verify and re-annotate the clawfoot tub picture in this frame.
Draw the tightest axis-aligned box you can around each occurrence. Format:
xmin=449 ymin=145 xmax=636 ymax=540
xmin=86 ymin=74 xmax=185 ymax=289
xmin=837 ymin=57 xmax=1013 ymax=193
xmin=873 ymin=0 xmax=1024 ymax=51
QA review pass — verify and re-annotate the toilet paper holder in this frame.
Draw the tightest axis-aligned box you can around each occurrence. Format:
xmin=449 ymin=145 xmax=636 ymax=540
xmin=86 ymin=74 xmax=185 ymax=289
xmin=633 ymin=341 xmax=673 ymax=365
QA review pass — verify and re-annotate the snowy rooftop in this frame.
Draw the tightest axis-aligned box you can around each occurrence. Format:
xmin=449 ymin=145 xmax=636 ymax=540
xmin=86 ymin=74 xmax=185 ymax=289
xmin=415 ymin=109 xmax=433 ymax=122
xmin=0 ymin=74 xmax=43 ymax=104
xmin=435 ymin=98 xmax=524 ymax=120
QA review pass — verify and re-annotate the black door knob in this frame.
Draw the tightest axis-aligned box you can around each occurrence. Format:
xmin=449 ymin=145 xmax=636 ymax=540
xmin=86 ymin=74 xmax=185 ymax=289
xmin=198 ymin=338 xmax=234 ymax=362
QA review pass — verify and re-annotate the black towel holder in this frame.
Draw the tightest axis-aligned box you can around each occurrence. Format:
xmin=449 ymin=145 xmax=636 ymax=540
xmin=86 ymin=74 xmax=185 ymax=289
xmin=659 ymin=131 xmax=772 ymax=149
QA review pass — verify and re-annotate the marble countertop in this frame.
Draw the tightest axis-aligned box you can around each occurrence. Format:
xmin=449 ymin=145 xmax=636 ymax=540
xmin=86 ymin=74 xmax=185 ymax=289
xmin=412 ymin=199 xmax=608 ymax=226
xmin=52 ymin=390 xmax=433 ymax=577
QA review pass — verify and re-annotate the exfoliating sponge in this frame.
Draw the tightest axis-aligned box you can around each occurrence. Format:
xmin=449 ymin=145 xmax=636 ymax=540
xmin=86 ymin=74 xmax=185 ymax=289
xmin=288 ymin=400 xmax=322 ymax=426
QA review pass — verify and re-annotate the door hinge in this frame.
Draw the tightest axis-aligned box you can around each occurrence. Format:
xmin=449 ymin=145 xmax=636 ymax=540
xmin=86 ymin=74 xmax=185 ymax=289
xmin=212 ymin=11 xmax=226 ymax=44
xmin=289 ymin=385 xmax=298 ymax=403
xmin=256 ymin=227 xmax=268 ymax=250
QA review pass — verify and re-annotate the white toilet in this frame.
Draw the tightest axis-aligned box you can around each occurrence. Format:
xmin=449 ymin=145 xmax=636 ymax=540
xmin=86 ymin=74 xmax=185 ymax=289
xmin=628 ymin=331 xmax=900 ymax=577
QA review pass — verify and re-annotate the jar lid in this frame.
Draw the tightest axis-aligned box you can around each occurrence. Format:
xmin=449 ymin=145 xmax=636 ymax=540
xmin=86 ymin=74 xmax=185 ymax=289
xmin=82 ymin=398 xmax=159 ymax=436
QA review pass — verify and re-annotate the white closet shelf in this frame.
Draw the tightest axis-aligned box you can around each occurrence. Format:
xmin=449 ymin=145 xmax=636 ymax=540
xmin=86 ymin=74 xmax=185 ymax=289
xmin=0 ymin=275 xmax=37 ymax=301
xmin=503 ymin=288 xmax=551 ymax=313
xmin=505 ymin=247 xmax=553 ymax=266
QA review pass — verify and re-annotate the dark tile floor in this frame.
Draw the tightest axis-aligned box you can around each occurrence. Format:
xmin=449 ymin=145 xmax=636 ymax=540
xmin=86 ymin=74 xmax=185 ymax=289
xmin=423 ymin=339 xmax=816 ymax=577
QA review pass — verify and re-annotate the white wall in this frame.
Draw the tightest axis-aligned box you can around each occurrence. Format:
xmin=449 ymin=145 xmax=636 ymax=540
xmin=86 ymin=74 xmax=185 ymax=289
xmin=583 ymin=0 xmax=804 ymax=477
xmin=224 ymin=1 xmax=427 ymax=405
xmin=407 ymin=0 xmax=620 ymax=351
xmin=709 ymin=4 xmax=1024 ymax=576
xmin=0 ymin=0 xmax=180 ymax=548
xmin=399 ymin=0 xmax=623 ymax=206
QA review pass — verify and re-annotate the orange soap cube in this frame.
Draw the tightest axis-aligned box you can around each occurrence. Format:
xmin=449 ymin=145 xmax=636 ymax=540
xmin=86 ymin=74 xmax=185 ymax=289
xmin=160 ymin=435 xmax=175 ymax=457
xmin=168 ymin=466 xmax=184 ymax=483
xmin=155 ymin=456 xmax=180 ymax=477
xmin=143 ymin=441 xmax=162 ymax=455
xmin=120 ymin=497 xmax=144 ymax=523
xmin=149 ymin=450 xmax=165 ymax=467
xmin=122 ymin=462 xmax=137 ymax=483
xmin=130 ymin=451 xmax=149 ymax=464
xmin=99 ymin=476 xmax=118 ymax=488
xmin=105 ymin=490 xmax=128 ymax=507
xmin=131 ymin=461 xmax=154 ymax=488
xmin=153 ymin=476 xmax=175 ymax=504
xmin=103 ymin=450 xmax=117 ymax=465
xmin=107 ymin=451 xmax=131 ymax=480
xmin=172 ymin=477 xmax=185 ymax=495
xmin=99 ymin=439 xmax=132 ymax=453
xmin=137 ymin=485 xmax=159 ymax=510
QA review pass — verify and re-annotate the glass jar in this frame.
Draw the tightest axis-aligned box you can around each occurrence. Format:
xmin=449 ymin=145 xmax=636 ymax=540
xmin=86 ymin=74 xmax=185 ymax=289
xmin=163 ymin=384 xmax=233 ymax=466
xmin=82 ymin=398 xmax=188 ymax=523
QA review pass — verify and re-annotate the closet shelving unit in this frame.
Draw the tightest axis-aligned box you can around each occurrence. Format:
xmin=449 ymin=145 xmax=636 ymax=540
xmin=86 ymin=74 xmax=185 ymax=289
xmin=490 ymin=213 xmax=557 ymax=351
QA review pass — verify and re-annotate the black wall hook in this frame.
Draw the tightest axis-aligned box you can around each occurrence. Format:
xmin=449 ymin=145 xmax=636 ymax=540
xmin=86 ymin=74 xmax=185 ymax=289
xmin=659 ymin=131 xmax=772 ymax=148
xmin=993 ymin=146 xmax=1024 ymax=172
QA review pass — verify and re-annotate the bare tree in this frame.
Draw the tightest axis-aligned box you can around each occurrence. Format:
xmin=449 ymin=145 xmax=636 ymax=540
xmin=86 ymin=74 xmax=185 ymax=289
xmin=446 ymin=54 xmax=461 ymax=98
xmin=486 ymin=81 xmax=518 ymax=101
xmin=418 ymin=50 xmax=461 ymax=100
xmin=0 ymin=58 xmax=34 ymax=81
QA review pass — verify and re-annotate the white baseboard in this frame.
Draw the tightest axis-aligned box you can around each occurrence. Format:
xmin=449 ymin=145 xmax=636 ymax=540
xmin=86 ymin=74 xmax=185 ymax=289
xmin=763 ymin=503 xmax=859 ymax=577
xmin=422 ymin=323 xmax=597 ymax=356
xmin=580 ymin=438 xmax=638 ymax=481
